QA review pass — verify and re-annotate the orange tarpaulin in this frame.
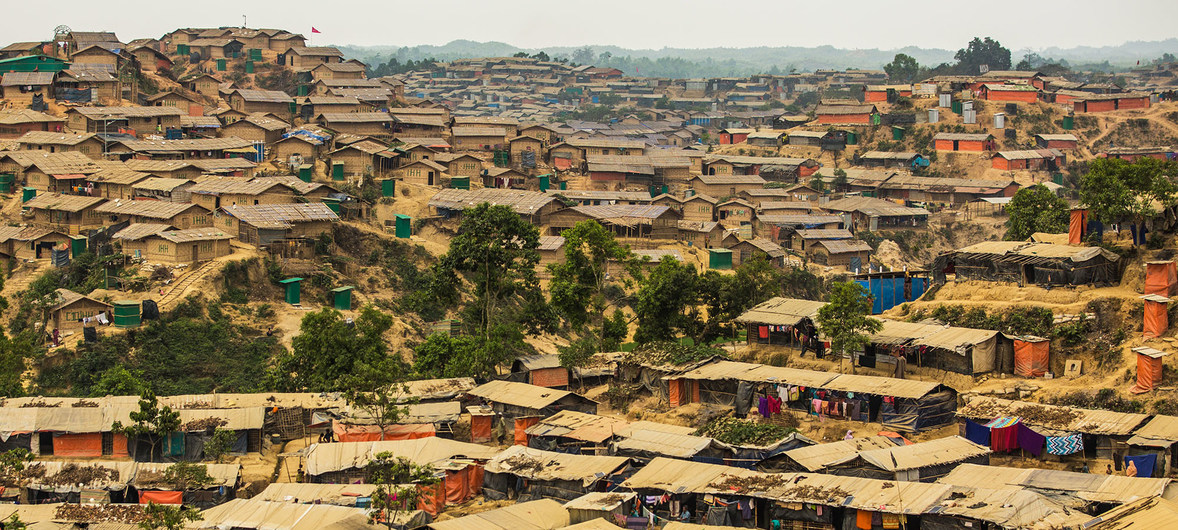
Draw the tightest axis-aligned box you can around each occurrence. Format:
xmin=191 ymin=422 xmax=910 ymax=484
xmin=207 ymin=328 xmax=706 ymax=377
xmin=553 ymin=158 xmax=572 ymax=170
xmin=470 ymin=414 xmax=493 ymax=443
xmin=416 ymin=482 xmax=445 ymax=516
xmin=1145 ymin=262 xmax=1178 ymax=297
xmin=1144 ymin=299 xmax=1169 ymax=339
xmin=529 ymin=367 xmax=569 ymax=388
xmin=467 ymin=464 xmax=484 ymax=497
xmin=112 ymin=434 xmax=129 ymax=458
xmin=444 ymin=467 xmax=470 ymax=505
xmin=1068 ymin=209 xmax=1087 ymax=244
xmin=52 ymin=433 xmax=102 ymax=458
xmin=140 ymin=491 xmax=182 ymax=505
xmin=668 ymin=378 xmax=682 ymax=407
xmin=1136 ymin=353 xmax=1164 ymax=393
xmin=1014 ymin=339 xmax=1049 ymax=377
xmin=333 ymin=421 xmax=435 ymax=442
xmin=514 ymin=417 xmax=539 ymax=446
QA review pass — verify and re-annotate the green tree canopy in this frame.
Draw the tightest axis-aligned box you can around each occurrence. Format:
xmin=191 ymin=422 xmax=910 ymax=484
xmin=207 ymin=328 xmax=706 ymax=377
xmin=112 ymin=390 xmax=180 ymax=461
xmin=285 ymin=306 xmax=393 ymax=392
xmin=1080 ymin=157 xmax=1178 ymax=243
xmin=816 ymin=282 xmax=882 ymax=364
xmin=1004 ymin=184 xmax=1069 ymax=240
xmin=139 ymin=502 xmax=201 ymax=530
xmin=954 ymin=37 xmax=1012 ymax=74
xmin=633 ymin=258 xmax=703 ymax=343
xmin=883 ymin=53 xmax=922 ymax=83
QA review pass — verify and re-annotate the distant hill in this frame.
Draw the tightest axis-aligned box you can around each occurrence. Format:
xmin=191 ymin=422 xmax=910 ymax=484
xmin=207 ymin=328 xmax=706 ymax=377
xmin=334 ymin=39 xmax=1178 ymax=78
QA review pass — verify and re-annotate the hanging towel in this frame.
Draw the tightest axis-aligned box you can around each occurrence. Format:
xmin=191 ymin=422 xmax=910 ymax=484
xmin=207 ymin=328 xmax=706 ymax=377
xmin=759 ymin=326 xmax=769 ymax=338
xmin=881 ymin=513 xmax=901 ymax=529
xmin=964 ymin=420 xmax=990 ymax=446
xmin=811 ymin=398 xmax=822 ymax=416
xmin=1046 ymin=434 xmax=1083 ymax=455
xmin=856 ymin=509 xmax=873 ymax=530
xmin=1125 ymin=454 xmax=1157 ymax=478
xmin=1017 ymin=423 xmax=1046 ymax=457
xmin=768 ymin=396 xmax=781 ymax=414
xmin=758 ymin=397 xmax=770 ymax=418
xmin=990 ymin=424 xmax=1019 ymax=452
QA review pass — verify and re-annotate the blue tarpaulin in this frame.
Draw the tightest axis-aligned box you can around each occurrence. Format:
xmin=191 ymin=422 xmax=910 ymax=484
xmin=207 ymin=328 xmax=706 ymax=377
xmin=855 ymin=274 xmax=928 ymax=314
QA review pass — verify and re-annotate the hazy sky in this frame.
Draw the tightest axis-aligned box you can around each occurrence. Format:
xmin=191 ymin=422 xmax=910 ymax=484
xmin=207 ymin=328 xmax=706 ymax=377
xmin=6 ymin=0 xmax=1176 ymax=51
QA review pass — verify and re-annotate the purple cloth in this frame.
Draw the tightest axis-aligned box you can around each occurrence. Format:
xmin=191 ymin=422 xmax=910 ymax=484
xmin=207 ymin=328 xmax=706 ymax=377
xmin=757 ymin=397 xmax=770 ymax=418
xmin=1017 ymin=423 xmax=1046 ymax=456
xmin=964 ymin=419 xmax=990 ymax=446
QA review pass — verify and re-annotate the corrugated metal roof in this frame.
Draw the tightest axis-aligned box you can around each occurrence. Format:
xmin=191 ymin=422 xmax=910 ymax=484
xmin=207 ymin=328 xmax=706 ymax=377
xmin=222 ymin=202 xmax=339 ymax=229
xmin=1083 ymin=496 xmax=1178 ymax=529
xmin=1132 ymin=414 xmax=1178 ymax=442
xmin=671 ymin=360 xmax=837 ymax=388
xmin=429 ymin=188 xmax=557 ymax=216
xmin=111 ymin=223 xmax=173 ymax=241
xmin=95 ymin=200 xmax=206 ymax=219
xmin=483 ymin=445 xmax=628 ymax=486
xmin=24 ymin=193 xmax=105 ymax=212
xmin=155 ymin=228 xmax=232 ymax=243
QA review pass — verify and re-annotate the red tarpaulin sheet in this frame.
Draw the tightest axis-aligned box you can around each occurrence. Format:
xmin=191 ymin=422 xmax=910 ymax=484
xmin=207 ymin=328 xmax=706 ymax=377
xmin=467 ymin=464 xmax=483 ymax=497
xmin=553 ymin=157 xmax=572 ymax=170
xmin=1135 ymin=354 xmax=1164 ymax=393
xmin=1145 ymin=262 xmax=1178 ymax=297
xmin=53 ymin=433 xmax=102 ymax=457
xmin=1068 ymin=209 xmax=1087 ymax=244
xmin=140 ymin=491 xmax=182 ymax=505
xmin=513 ymin=417 xmax=539 ymax=446
xmin=444 ymin=467 xmax=470 ymax=505
xmin=668 ymin=378 xmax=682 ymax=408
xmin=333 ymin=421 xmax=435 ymax=442
xmin=1144 ymin=300 xmax=1169 ymax=339
xmin=1014 ymin=339 xmax=1049 ymax=377
xmin=470 ymin=414 xmax=493 ymax=443
xmin=416 ymin=482 xmax=445 ymax=516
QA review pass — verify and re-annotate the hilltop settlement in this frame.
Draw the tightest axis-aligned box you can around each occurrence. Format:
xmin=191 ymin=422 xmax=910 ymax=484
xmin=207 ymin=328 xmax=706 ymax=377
xmin=0 ymin=25 xmax=1173 ymax=530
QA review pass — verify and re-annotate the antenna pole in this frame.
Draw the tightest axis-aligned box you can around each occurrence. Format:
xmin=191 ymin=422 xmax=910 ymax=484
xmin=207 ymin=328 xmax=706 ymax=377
xmin=242 ymin=15 xmax=247 ymax=28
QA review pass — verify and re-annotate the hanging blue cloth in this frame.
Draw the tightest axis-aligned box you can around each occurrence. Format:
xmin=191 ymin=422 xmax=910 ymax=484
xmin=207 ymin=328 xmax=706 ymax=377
xmin=964 ymin=419 xmax=990 ymax=446
xmin=1125 ymin=454 xmax=1158 ymax=478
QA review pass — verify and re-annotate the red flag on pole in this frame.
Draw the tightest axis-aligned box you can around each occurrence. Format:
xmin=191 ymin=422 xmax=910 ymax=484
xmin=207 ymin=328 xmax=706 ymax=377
xmin=311 ymin=27 xmax=321 ymax=34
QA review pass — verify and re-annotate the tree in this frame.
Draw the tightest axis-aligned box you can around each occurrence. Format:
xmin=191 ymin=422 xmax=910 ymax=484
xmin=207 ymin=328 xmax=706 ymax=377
xmin=883 ymin=53 xmax=922 ymax=83
xmin=161 ymin=461 xmax=214 ymax=490
xmin=90 ymin=365 xmax=147 ymax=397
xmin=549 ymin=220 xmax=637 ymax=353
xmin=1004 ymin=184 xmax=1069 ymax=241
xmin=366 ymin=453 xmax=439 ymax=529
xmin=809 ymin=174 xmax=826 ymax=193
xmin=3 ymin=513 xmax=25 ymax=530
xmin=531 ymin=51 xmax=550 ymax=62
xmin=1080 ymin=158 xmax=1178 ymax=245
xmin=445 ymin=203 xmax=543 ymax=341
xmin=139 ymin=502 xmax=201 ymax=530
xmin=0 ymin=448 xmax=32 ymax=479
xmin=832 ymin=168 xmax=848 ymax=192
xmin=572 ymin=47 xmax=595 ymax=65
xmin=816 ymin=283 xmax=882 ymax=371
xmin=202 ymin=428 xmax=236 ymax=463
xmin=285 ymin=306 xmax=393 ymax=392
xmin=0 ymin=332 xmax=33 ymax=397
xmin=634 ymin=258 xmax=702 ymax=343
xmin=699 ymin=257 xmax=783 ymax=341
xmin=112 ymin=390 xmax=180 ymax=461
xmin=340 ymin=355 xmax=411 ymax=441
xmin=954 ymin=37 xmax=1011 ymax=74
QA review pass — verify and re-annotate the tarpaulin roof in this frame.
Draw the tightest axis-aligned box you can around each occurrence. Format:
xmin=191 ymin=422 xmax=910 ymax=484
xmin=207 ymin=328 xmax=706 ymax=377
xmin=196 ymin=499 xmax=390 ymax=530
xmin=253 ymin=483 xmax=378 ymax=506
xmin=304 ymin=438 xmax=498 ymax=476
xmin=782 ymin=435 xmax=900 ymax=472
xmin=426 ymin=499 xmax=569 ymax=530
xmin=613 ymin=428 xmax=714 ymax=459
xmin=937 ymin=463 xmax=1174 ymax=505
xmin=525 ymin=410 xmax=629 ymax=443
xmin=467 ymin=380 xmax=596 ymax=410
xmin=484 ymin=445 xmax=629 ymax=487
xmin=856 ymin=436 xmax=990 ymax=472
xmin=734 ymin=297 xmax=826 ymax=326
xmin=958 ymin=396 xmax=1148 ymax=435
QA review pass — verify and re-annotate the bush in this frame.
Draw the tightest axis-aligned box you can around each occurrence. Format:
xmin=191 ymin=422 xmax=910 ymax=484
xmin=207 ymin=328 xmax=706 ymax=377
xmin=697 ymin=417 xmax=795 ymax=446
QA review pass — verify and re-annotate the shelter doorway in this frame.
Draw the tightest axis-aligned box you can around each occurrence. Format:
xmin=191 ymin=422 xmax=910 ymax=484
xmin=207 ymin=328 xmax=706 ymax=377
xmin=1022 ymin=264 xmax=1035 ymax=285
xmin=192 ymin=244 xmax=199 ymax=263
xmin=38 ymin=432 xmax=53 ymax=455
xmin=35 ymin=241 xmax=55 ymax=259
xmin=428 ymin=171 xmax=435 ymax=186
